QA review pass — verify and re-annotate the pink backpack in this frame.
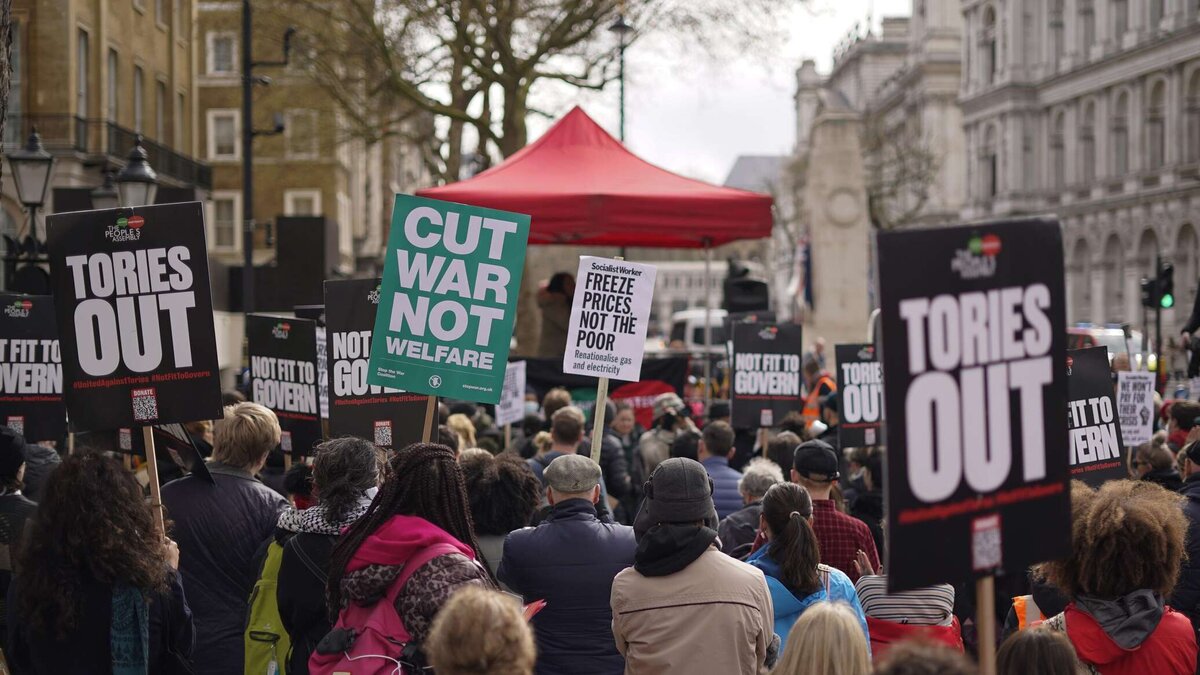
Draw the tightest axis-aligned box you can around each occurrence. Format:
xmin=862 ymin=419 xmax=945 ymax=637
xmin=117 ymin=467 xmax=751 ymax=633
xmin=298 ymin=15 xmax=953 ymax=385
xmin=309 ymin=542 xmax=462 ymax=675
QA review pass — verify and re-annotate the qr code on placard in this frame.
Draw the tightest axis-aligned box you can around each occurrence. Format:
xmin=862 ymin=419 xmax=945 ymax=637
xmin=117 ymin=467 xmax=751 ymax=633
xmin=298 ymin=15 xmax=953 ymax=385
xmin=374 ymin=421 xmax=393 ymax=448
xmin=971 ymin=514 xmax=1002 ymax=571
xmin=280 ymin=431 xmax=293 ymax=453
xmin=131 ymin=388 xmax=159 ymax=422
xmin=5 ymin=417 xmax=23 ymax=437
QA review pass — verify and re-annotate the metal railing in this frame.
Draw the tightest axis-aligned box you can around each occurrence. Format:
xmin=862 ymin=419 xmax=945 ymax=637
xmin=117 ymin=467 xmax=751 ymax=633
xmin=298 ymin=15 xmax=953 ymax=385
xmin=0 ymin=114 xmax=212 ymax=189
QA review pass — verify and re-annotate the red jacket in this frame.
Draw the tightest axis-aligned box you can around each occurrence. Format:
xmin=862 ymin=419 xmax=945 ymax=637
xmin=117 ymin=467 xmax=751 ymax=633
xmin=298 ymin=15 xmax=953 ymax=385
xmin=1064 ymin=604 xmax=1197 ymax=675
xmin=866 ymin=616 xmax=962 ymax=662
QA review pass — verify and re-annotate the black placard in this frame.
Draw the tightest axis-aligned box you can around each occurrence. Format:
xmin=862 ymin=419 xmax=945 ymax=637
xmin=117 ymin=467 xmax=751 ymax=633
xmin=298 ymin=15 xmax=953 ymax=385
xmin=46 ymin=203 xmax=223 ymax=431
xmin=835 ymin=343 xmax=883 ymax=448
xmin=0 ymin=294 xmax=66 ymax=442
xmin=730 ymin=323 xmax=803 ymax=429
xmin=247 ymin=314 xmax=322 ymax=457
xmin=324 ymin=279 xmax=426 ymax=451
xmin=1067 ymin=347 xmax=1127 ymax=486
xmin=876 ymin=219 xmax=1070 ymax=591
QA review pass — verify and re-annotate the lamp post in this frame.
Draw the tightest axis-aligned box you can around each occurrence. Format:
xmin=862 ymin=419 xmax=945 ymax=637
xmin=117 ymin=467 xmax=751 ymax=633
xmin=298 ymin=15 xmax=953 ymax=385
xmin=90 ymin=169 xmax=119 ymax=211
xmin=6 ymin=129 xmax=55 ymax=242
xmin=608 ymin=14 xmax=633 ymax=142
xmin=115 ymin=135 xmax=159 ymax=208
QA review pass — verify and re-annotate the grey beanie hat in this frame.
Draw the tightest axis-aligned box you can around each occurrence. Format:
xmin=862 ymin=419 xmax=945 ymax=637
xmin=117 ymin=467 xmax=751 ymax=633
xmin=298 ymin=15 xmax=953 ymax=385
xmin=633 ymin=457 xmax=718 ymax=538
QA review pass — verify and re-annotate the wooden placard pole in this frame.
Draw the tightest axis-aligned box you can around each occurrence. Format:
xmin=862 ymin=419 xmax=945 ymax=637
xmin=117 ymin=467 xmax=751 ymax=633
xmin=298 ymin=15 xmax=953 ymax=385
xmin=422 ymin=395 xmax=438 ymax=443
xmin=142 ymin=426 xmax=166 ymax=534
xmin=976 ymin=575 xmax=997 ymax=675
xmin=505 ymin=423 xmax=512 ymax=452
xmin=590 ymin=377 xmax=610 ymax=465
xmin=66 ymin=432 xmax=75 ymax=456
xmin=284 ymin=453 xmax=293 ymax=471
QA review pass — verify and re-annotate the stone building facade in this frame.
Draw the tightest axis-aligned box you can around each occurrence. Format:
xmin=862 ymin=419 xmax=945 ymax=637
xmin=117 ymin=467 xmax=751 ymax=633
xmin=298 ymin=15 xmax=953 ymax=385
xmin=960 ymin=0 xmax=1200 ymax=329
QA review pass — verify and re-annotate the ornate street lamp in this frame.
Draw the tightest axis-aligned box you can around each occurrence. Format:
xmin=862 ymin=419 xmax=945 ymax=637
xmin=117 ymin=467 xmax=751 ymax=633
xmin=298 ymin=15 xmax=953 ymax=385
xmin=608 ymin=14 xmax=634 ymax=142
xmin=6 ymin=128 xmax=55 ymax=239
xmin=116 ymin=135 xmax=158 ymax=207
xmin=90 ymin=169 xmax=119 ymax=211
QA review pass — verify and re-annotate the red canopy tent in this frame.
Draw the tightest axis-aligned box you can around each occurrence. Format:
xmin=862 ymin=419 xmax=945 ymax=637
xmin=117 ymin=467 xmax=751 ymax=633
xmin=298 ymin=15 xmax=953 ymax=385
xmin=416 ymin=106 xmax=774 ymax=248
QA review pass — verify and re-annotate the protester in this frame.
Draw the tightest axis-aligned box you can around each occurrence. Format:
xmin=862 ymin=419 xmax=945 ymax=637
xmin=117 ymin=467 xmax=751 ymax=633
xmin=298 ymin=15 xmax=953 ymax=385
xmin=1001 ymin=569 xmax=1070 ymax=641
xmin=669 ymin=430 xmax=700 ymax=461
xmin=318 ymin=443 xmax=492 ymax=670
xmin=7 ymin=453 xmax=193 ymax=673
xmin=439 ymin=423 xmax=462 ymax=454
xmin=183 ymin=419 xmax=214 ymax=458
xmin=766 ymin=431 xmax=803 ymax=472
xmin=770 ymin=602 xmax=870 ymax=675
xmin=258 ymin=449 xmax=289 ymax=497
xmin=461 ymin=451 xmax=542 ymax=578
xmin=537 ymin=272 xmax=575 ymax=358
xmin=527 ymin=406 xmax=587 ymax=487
xmin=1170 ymin=401 xmax=1200 ymax=451
xmin=0 ymin=428 xmax=38 ymax=642
xmin=1175 ymin=440 xmax=1200 ymax=630
xmin=590 ymin=402 xmax=633 ymax=523
xmin=817 ymin=392 xmax=840 ymax=450
xmin=851 ymin=449 xmax=885 ymax=559
xmin=1037 ymin=480 xmax=1197 ymax=674
xmin=425 ymin=586 xmax=536 ymax=675
xmin=872 ymin=640 xmax=977 ymax=675
xmin=719 ymin=457 xmax=784 ymax=556
xmin=852 ymin=550 xmax=960 ymax=660
xmin=791 ymin=440 xmax=880 ymax=582
xmin=634 ymin=393 xmax=697 ymax=484
xmin=746 ymin=482 xmax=867 ymax=649
xmin=448 ymin=413 xmax=478 ymax=450
xmin=283 ymin=461 xmax=316 ymax=510
xmin=160 ymin=402 xmax=288 ymax=675
xmin=501 ymin=454 xmax=636 ymax=675
xmin=610 ymin=457 xmax=777 ymax=674
xmin=608 ymin=401 xmax=644 ymax=520
xmin=1133 ymin=433 xmax=1183 ymax=490
xmin=699 ymin=421 xmax=743 ymax=519
xmin=801 ymin=358 xmax=836 ymax=429
xmin=275 ymin=437 xmax=382 ymax=675
xmin=17 ymin=439 xmax=58 ymax=504
xmin=997 ymin=627 xmax=1085 ymax=675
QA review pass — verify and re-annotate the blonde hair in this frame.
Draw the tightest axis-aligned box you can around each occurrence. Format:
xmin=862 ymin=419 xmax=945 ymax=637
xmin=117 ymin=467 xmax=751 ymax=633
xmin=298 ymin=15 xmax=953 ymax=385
xmin=447 ymin=413 xmax=477 ymax=450
xmin=533 ymin=431 xmax=553 ymax=456
xmin=772 ymin=602 xmax=870 ymax=675
xmin=425 ymin=586 xmax=536 ymax=675
xmin=212 ymin=402 xmax=281 ymax=470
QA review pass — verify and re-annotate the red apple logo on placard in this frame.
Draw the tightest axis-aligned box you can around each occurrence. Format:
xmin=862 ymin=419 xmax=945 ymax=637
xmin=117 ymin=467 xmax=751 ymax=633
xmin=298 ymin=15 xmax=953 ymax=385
xmin=980 ymin=234 xmax=1001 ymax=257
xmin=19 ymin=300 xmax=31 ymax=310
xmin=127 ymin=215 xmax=145 ymax=229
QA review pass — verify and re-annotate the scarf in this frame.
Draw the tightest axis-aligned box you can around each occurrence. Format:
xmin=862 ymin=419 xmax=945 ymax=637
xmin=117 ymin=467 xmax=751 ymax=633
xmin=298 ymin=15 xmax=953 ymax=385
xmin=111 ymin=584 xmax=149 ymax=675
xmin=634 ymin=524 xmax=718 ymax=577
xmin=277 ymin=493 xmax=372 ymax=536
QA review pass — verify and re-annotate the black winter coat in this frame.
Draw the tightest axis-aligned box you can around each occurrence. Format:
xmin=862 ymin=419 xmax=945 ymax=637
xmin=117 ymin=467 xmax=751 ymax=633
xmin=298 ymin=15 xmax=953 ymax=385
xmin=498 ymin=499 xmax=636 ymax=675
xmin=161 ymin=462 xmax=286 ymax=675
xmin=1174 ymin=475 xmax=1200 ymax=631
xmin=277 ymin=531 xmax=336 ymax=675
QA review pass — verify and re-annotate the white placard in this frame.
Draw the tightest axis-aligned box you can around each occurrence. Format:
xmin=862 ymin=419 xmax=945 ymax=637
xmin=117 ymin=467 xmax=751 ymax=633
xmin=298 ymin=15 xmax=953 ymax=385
xmin=563 ymin=256 xmax=657 ymax=382
xmin=496 ymin=361 xmax=527 ymax=427
xmin=316 ymin=326 xmax=330 ymax=420
xmin=1117 ymin=371 xmax=1156 ymax=447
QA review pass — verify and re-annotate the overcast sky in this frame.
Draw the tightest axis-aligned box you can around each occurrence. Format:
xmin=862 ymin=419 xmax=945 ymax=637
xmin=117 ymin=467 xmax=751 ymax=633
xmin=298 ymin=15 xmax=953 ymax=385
xmin=534 ymin=0 xmax=913 ymax=184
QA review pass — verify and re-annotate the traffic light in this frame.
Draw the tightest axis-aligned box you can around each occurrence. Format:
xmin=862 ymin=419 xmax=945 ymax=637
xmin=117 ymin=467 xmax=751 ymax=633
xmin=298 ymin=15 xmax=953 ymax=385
xmin=1159 ymin=262 xmax=1175 ymax=309
xmin=1142 ymin=277 xmax=1157 ymax=309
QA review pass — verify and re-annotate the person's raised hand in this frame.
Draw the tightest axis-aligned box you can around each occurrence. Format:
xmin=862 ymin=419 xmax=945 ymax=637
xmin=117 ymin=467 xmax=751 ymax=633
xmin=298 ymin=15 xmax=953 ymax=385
xmin=853 ymin=549 xmax=878 ymax=577
xmin=164 ymin=538 xmax=180 ymax=570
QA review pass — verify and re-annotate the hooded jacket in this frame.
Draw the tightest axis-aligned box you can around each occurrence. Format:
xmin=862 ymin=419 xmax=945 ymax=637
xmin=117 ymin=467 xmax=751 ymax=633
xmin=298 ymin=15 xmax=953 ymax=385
xmin=745 ymin=546 xmax=869 ymax=651
xmin=1050 ymin=592 xmax=1197 ymax=675
xmin=337 ymin=514 xmax=490 ymax=648
xmin=1174 ymin=474 xmax=1200 ymax=629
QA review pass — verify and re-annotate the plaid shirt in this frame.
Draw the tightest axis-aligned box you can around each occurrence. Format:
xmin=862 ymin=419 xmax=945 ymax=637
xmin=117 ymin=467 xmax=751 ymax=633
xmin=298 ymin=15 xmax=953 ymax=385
xmin=811 ymin=498 xmax=879 ymax=583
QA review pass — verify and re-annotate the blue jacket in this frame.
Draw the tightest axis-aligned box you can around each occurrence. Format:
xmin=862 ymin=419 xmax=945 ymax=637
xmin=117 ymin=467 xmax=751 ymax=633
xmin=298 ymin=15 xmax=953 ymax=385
xmin=746 ymin=546 xmax=869 ymax=653
xmin=1173 ymin=475 xmax=1200 ymax=627
xmin=499 ymin=499 xmax=636 ymax=675
xmin=702 ymin=456 xmax=744 ymax=520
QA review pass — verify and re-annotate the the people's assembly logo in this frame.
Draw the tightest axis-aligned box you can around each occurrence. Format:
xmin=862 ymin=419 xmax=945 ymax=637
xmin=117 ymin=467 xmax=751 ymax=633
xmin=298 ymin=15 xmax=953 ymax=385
xmin=368 ymin=285 xmax=381 ymax=305
xmin=3 ymin=299 xmax=32 ymax=318
xmin=757 ymin=325 xmax=779 ymax=341
xmin=951 ymin=233 xmax=1001 ymax=280
xmin=272 ymin=322 xmax=292 ymax=340
xmin=104 ymin=214 xmax=145 ymax=243
xmin=857 ymin=345 xmax=875 ymax=361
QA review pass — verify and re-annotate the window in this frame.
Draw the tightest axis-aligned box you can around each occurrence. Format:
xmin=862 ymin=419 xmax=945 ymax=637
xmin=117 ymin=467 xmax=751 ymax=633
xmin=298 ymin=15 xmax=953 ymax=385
xmin=1112 ymin=92 xmax=1130 ymax=175
xmin=981 ymin=125 xmax=999 ymax=197
xmin=1113 ymin=0 xmax=1129 ymax=39
xmin=156 ymin=0 xmax=167 ymax=27
xmin=1151 ymin=0 xmax=1165 ymax=29
xmin=1148 ymin=81 xmax=1166 ymax=170
xmin=206 ymin=32 xmax=236 ymax=75
xmin=981 ymin=7 xmax=997 ymax=85
xmin=106 ymin=49 xmax=117 ymax=120
xmin=206 ymin=109 xmax=239 ymax=160
xmin=1079 ymin=1 xmax=1095 ymax=57
xmin=1049 ymin=0 xmax=1064 ymax=67
xmin=209 ymin=192 xmax=241 ymax=252
xmin=1188 ymin=73 xmax=1200 ymax=162
xmin=133 ymin=66 xmax=144 ymax=133
xmin=1080 ymin=102 xmax=1096 ymax=183
xmin=176 ymin=92 xmax=186 ymax=148
xmin=284 ymin=189 xmax=322 ymax=216
xmin=155 ymin=81 xmax=166 ymax=142
xmin=1050 ymin=112 xmax=1065 ymax=189
xmin=77 ymin=30 xmax=89 ymax=118
xmin=285 ymin=110 xmax=319 ymax=158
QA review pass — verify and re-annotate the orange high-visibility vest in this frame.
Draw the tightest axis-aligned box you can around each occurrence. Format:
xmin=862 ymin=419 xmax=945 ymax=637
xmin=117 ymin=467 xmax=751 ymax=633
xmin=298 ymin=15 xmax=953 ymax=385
xmin=1012 ymin=594 xmax=1045 ymax=630
xmin=802 ymin=375 xmax=837 ymax=427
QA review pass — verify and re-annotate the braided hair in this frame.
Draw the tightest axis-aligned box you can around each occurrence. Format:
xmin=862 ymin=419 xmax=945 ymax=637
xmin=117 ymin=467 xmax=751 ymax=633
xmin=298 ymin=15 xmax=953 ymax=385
xmin=325 ymin=442 xmax=490 ymax=617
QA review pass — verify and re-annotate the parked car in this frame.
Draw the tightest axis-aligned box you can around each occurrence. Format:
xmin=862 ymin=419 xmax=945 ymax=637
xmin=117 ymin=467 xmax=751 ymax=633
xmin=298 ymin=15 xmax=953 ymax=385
xmin=1068 ymin=324 xmax=1157 ymax=372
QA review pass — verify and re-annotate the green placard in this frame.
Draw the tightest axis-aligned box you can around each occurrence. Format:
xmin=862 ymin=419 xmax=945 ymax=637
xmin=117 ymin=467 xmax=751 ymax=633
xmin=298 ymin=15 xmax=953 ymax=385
xmin=366 ymin=194 xmax=530 ymax=404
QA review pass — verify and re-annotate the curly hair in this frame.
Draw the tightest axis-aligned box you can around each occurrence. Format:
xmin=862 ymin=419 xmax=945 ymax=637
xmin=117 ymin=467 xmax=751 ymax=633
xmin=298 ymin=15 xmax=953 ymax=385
xmin=461 ymin=453 xmax=542 ymax=536
xmin=425 ymin=586 xmax=536 ymax=675
xmin=312 ymin=437 xmax=383 ymax=523
xmin=1039 ymin=480 xmax=1187 ymax=598
xmin=325 ymin=443 xmax=490 ymax=618
xmin=16 ymin=453 xmax=168 ymax=640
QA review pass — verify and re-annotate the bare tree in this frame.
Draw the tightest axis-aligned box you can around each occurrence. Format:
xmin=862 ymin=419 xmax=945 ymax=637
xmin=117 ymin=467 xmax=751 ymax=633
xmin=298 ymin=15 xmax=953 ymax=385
xmin=0 ymin=0 xmax=11 ymax=180
xmin=862 ymin=118 xmax=939 ymax=230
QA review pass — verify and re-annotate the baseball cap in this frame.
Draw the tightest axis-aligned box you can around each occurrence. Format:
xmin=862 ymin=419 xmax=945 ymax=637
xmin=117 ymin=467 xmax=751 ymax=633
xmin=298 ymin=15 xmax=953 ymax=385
xmin=793 ymin=439 xmax=840 ymax=482
xmin=544 ymin=454 xmax=602 ymax=494
xmin=0 ymin=427 xmax=28 ymax=481
xmin=633 ymin=457 xmax=718 ymax=538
